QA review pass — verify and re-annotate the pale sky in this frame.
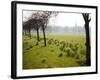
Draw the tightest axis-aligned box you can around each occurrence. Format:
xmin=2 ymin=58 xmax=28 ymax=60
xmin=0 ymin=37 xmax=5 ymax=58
xmin=23 ymin=11 xmax=91 ymax=27
xmin=48 ymin=13 xmax=85 ymax=27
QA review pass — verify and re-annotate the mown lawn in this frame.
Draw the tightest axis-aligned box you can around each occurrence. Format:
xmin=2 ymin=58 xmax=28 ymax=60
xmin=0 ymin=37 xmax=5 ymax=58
xmin=23 ymin=33 xmax=86 ymax=69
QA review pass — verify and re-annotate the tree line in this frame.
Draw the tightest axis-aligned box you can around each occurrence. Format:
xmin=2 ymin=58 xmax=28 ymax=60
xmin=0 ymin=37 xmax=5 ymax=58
xmin=23 ymin=11 xmax=57 ymax=46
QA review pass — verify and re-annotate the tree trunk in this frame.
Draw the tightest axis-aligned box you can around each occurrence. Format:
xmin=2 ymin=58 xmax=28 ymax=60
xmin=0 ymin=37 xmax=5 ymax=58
xmin=37 ymin=29 xmax=40 ymax=41
xmin=29 ymin=29 xmax=31 ymax=39
xmin=85 ymin=23 xmax=91 ymax=66
xmin=25 ymin=30 xmax=27 ymax=35
xmin=36 ymin=29 xmax=39 ymax=45
xmin=82 ymin=13 xmax=91 ymax=66
xmin=42 ymin=27 xmax=46 ymax=47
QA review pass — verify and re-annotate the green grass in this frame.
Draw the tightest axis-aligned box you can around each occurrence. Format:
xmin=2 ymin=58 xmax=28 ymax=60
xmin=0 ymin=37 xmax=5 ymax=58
xmin=23 ymin=33 xmax=86 ymax=69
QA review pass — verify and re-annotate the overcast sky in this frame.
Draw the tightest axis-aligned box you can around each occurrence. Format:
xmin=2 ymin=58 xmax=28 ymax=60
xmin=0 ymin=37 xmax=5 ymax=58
xmin=23 ymin=11 xmax=91 ymax=27
xmin=48 ymin=13 xmax=85 ymax=27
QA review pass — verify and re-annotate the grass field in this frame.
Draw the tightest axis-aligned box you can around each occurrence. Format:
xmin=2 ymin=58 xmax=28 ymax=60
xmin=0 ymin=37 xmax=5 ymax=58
xmin=23 ymin=33 xmax=86 ymax=69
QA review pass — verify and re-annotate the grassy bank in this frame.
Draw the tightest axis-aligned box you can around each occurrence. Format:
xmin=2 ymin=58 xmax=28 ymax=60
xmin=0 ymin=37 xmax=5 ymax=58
xmin=23 ymin=33 xmax=86 ymax=69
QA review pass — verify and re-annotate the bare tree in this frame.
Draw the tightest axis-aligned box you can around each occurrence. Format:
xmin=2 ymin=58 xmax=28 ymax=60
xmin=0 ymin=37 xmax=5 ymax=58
xmin=31 ymin=11 xmax=58 ymax=46
xmin=32 ymin=19 xmax=42 ymax=45
xmin=30 ymin=11 xmax=51 ymax=46
xmin=40 ymin=11 xmax=52 ymax=46
xmin=23 ymin=19 xmax=33 ymax=39
xmin=82 ymin=13 xmax=91 ymax=66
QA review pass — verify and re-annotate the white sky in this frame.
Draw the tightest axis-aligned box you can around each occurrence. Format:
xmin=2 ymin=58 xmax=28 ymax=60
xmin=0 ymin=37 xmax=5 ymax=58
xmin=23 ymin=11 xmax=92 ymax=27
xmin=48 ymin=13 xmax=85 ymax=27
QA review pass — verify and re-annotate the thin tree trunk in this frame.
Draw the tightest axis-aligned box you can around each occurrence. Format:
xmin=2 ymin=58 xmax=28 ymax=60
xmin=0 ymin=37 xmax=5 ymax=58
xmin=23 ymin=31 xmax=25 ymax=35
xmin=37 ymin=29 xmax=39 ymax=41
xmin=36 ymin=29 xmax=39 ymax=45
xmin=25 ymin=30 xmax=27 ymax=35
xmin=25 ymin=30 xmax=26 ymax=35
xmin=42 ymin=27 xmax=46 ymax=47
xmin=29 ymin=29 xmax=31 ymax=39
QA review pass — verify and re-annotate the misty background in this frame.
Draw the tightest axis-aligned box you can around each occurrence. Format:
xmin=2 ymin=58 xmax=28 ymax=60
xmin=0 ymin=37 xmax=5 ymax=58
xmin=23 ymin=11 xmax=91 ymax=34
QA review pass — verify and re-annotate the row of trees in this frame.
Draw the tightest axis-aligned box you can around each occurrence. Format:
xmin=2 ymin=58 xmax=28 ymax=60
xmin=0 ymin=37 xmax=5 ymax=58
xmin=46 ymin=26 xmax=86 ymax=33
xmin=23 ymin=11 xmax=57 ymax=46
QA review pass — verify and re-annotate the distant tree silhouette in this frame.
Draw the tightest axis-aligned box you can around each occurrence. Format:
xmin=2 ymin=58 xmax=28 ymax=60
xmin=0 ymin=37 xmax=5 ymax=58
xmin=23 ymin=19 xmax=33 ymax=39
xmin=82 ymin=13 xmax=91 ymax=66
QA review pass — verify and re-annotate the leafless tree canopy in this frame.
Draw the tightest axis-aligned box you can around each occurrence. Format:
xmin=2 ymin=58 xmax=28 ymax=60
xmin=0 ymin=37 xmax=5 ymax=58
xmin=23 ymin=11 xmax=58 ymax=46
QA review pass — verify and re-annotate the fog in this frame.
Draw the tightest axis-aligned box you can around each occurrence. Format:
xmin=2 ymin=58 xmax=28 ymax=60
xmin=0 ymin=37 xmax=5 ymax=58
xmin=23 ymin=10 xmax=91 ymax=34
